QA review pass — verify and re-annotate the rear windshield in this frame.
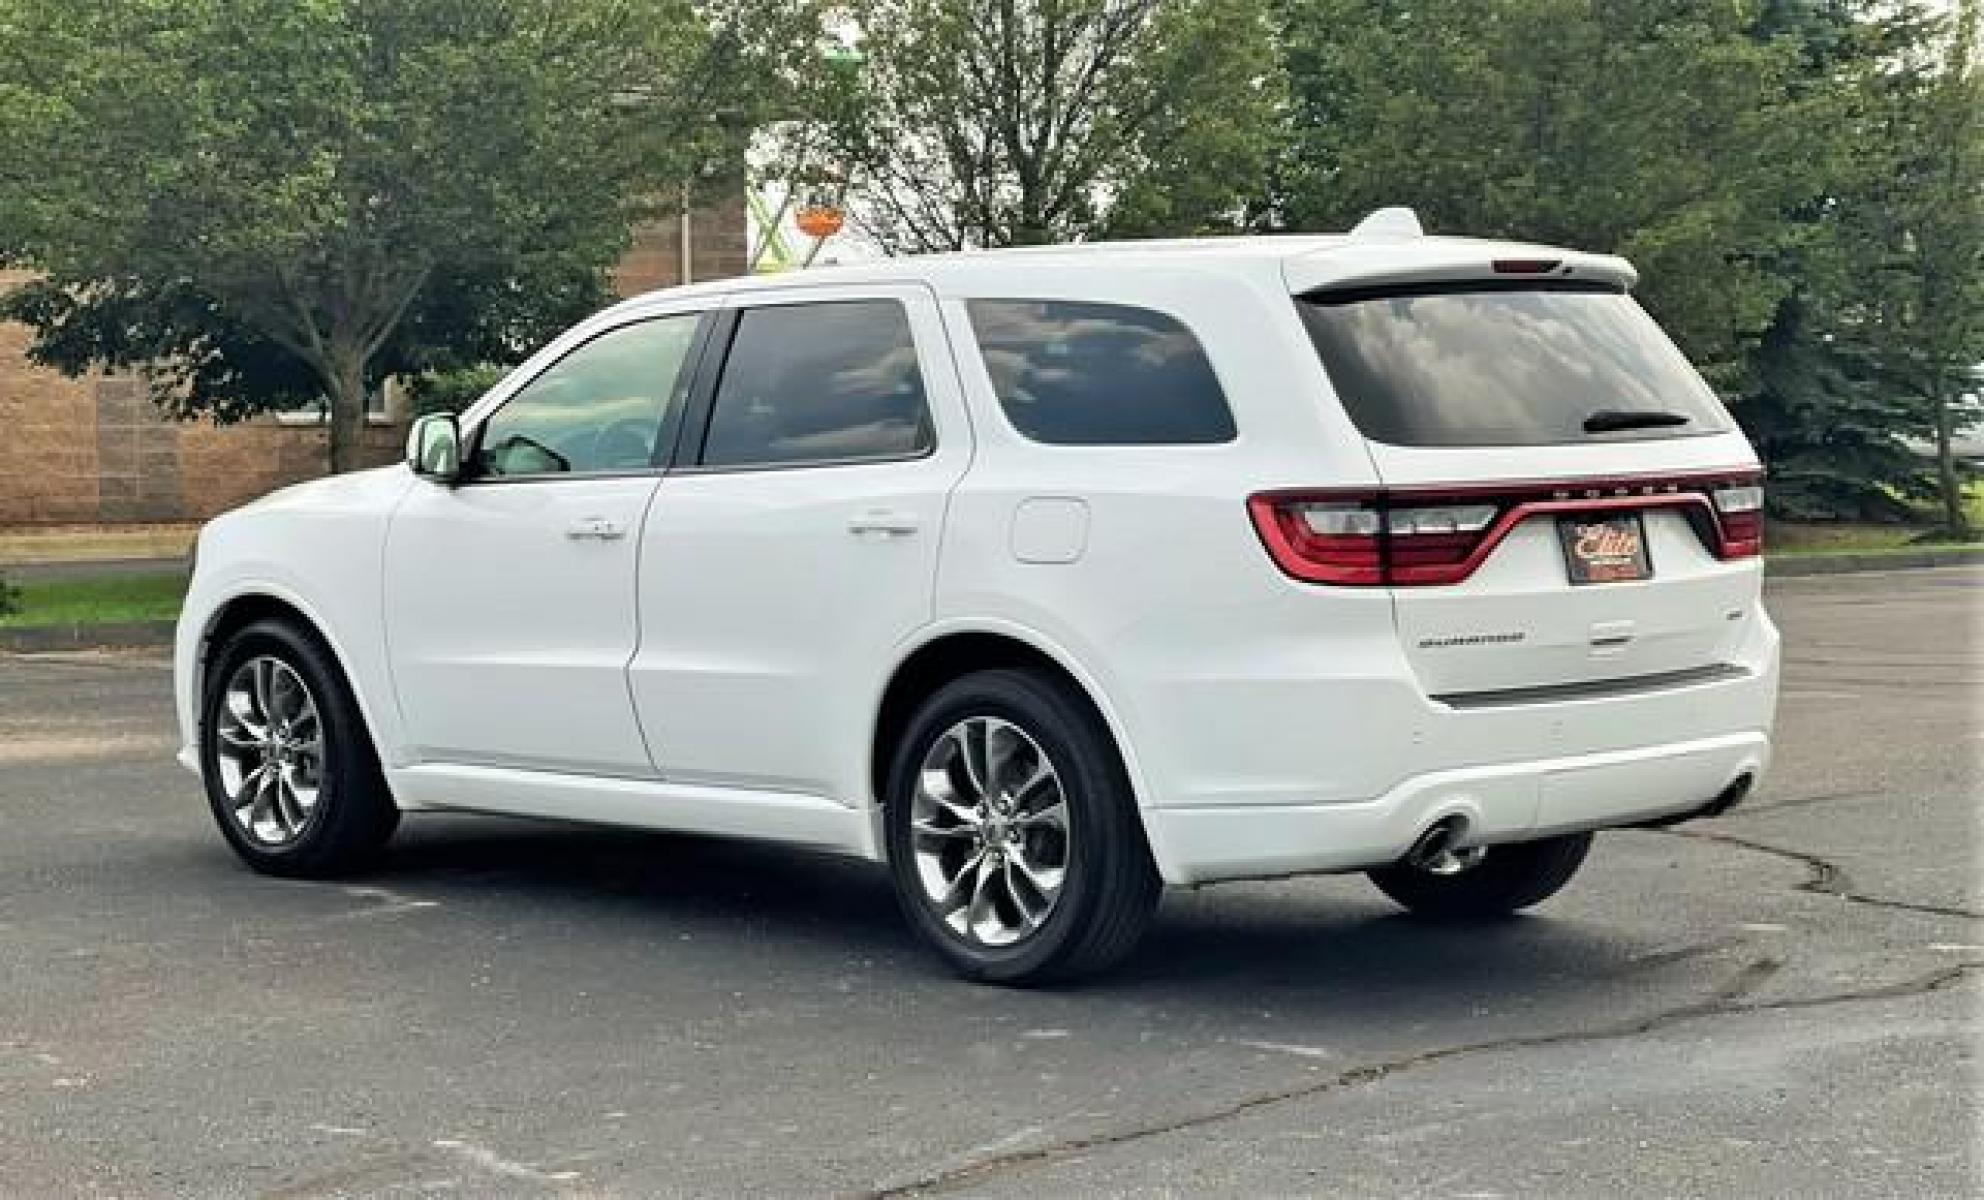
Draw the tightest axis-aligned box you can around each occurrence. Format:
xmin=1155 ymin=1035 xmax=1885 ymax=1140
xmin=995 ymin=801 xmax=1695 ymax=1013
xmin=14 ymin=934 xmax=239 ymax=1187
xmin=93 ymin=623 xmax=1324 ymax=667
xmin=1296 ymin=282 xmax=1733 ymax=447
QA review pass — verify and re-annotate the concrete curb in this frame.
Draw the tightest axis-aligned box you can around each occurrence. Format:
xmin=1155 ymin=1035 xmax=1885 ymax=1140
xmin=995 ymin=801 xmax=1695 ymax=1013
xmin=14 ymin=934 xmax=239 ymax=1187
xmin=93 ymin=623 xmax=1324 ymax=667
xmin=0 ymin=620 xmax=177 ymax=653
xmin=0 ymin=529 xmax=198 ymax=568
xmin=1765 ymin=546 xmax=1984 ymax=577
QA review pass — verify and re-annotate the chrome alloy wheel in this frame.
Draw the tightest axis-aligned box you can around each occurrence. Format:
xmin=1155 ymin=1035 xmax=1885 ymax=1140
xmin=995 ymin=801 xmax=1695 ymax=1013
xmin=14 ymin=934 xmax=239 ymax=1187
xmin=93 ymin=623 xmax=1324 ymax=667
xmin=910 ymin=717 xmax=1070 ymax=948
xmin=213 ymin=656 xmax=324 ymax=847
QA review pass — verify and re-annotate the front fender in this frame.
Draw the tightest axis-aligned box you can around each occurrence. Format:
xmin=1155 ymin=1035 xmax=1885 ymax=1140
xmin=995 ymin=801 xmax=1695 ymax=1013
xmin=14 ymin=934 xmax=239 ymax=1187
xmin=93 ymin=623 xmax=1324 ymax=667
xmin=172 ymin=469 xmax=411 ymax=783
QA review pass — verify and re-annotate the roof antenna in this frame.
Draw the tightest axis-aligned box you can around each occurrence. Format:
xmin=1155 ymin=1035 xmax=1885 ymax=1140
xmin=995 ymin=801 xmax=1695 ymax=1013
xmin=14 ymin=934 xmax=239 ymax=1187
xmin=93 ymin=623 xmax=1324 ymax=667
xmin=1349 ymin=207 xmax=1424 ymax=239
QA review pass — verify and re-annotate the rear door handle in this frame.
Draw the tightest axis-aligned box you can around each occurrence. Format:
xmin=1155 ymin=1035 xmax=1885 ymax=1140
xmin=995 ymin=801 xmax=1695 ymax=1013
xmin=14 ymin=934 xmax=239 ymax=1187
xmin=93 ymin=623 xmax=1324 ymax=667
xmin=847 ymin=510 xmax=920 ymax=538
xmin=565 ymin=516 xmax=626 ymax=541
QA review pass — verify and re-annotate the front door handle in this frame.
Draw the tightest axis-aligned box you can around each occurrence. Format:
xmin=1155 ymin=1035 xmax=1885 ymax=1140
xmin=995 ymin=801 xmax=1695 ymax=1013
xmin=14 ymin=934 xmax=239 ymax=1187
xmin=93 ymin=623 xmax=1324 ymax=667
xmin=565 ymin=516 xmax=627 ymax=541
xmin=847 ymin=510 xmax=920 ymax=538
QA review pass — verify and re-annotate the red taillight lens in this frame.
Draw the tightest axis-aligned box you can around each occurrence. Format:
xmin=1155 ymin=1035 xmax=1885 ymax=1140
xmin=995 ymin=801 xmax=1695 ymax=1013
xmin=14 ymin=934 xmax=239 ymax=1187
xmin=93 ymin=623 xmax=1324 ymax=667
xmin=1712 ymin=483 xmax=1765 ymax=558
xmin=1248 ymin=495 xmax=1503 ymax=586
xmin=1248 ymin=496 xmax=1386 ymax=584
xmin=1385 ymin=504 xmax=1499 ymax=583
xmin=1251 ymin=473 xmax=1765 ymax=585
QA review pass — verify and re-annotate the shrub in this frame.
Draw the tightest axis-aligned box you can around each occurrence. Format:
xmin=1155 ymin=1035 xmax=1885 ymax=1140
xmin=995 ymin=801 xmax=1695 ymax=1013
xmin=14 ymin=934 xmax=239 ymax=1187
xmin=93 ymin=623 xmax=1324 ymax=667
xmin=406 ymin=365 xmax=509 ymax=417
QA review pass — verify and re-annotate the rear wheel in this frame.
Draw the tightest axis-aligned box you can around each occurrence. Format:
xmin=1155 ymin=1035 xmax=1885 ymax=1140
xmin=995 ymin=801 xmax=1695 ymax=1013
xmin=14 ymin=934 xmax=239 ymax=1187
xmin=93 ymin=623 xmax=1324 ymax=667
xmin=200 ymin=618 xmax=398 ymax=877
xmin=1367 ymin=832 xmax=1592 ymax=919
xmin=884 ymin=669 xmax=1161 ymax=984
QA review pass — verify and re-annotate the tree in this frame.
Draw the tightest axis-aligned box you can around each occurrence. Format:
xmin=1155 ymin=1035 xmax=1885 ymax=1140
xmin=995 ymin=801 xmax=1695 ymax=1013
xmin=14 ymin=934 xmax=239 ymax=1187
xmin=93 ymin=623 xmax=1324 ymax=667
xmin=1276 ymin=0 xmax=1823 ymax=392
xmin=1748 ymin=1 xmax=1984 ymax=530
xmin=1857 ymin=0 xmax=1984 ymax=535
xmin=0 ymin=0 xmax=770 ymax=472
xmin=823 ymin=0 xmax=1283 ymax=252
xmin=1735 ymin=0 xmax=1943 ymax=520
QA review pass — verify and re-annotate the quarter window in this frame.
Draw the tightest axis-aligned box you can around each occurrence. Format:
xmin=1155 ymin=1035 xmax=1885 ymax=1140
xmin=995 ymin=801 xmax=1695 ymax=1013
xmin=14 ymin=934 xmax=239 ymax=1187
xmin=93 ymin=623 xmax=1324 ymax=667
xmin=700 ymin=301 xmax=932 ymax=468
xmin=966 ymin=300 xmax=1237 ymax=445
xmin=475 ymin=314 xmax=701 ymax=477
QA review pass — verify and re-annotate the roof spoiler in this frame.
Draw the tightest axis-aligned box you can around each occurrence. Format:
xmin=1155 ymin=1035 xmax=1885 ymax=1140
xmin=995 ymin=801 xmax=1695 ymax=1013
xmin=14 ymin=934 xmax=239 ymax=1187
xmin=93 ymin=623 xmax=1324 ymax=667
xmin=1285 ymin=211 xmax=1640 ymax=295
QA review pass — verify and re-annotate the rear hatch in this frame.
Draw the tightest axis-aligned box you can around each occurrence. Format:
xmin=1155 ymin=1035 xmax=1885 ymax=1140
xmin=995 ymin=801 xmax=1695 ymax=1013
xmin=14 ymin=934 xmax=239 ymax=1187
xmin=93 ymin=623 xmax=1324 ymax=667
xmin=1258 ymin=273 xmax=1764 ymax=701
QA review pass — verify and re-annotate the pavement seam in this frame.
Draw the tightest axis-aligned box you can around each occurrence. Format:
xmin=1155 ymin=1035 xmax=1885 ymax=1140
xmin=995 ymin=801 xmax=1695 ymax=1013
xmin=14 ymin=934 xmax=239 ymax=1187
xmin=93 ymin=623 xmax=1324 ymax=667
xmin=1724 ymin=788 xmax=1886 ymax=817
xmin=0 ymin=648 xmax=173 ymax=670
xmin=858 ymin=960 xmax=1977 ymax=1199
xmin=1665 ymin=826 xmax=1984 ymax=921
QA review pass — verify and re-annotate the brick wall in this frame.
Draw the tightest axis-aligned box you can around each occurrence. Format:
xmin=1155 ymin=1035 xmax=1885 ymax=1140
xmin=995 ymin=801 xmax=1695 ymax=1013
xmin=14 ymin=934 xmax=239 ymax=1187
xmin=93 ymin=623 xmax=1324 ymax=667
xmin=613 ymin=192 xmax=750 ymax=297
xmin=0 ymin=193 xmax=745 ymax=526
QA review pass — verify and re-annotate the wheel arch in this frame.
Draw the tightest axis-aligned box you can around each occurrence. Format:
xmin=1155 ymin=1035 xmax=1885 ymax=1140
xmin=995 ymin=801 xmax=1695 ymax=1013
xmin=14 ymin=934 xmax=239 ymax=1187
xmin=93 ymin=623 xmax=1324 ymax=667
xmin=867 ymin=624 xmax=1154 ymax=822
xmin=193 ymin=586 xmax=391 ymax=772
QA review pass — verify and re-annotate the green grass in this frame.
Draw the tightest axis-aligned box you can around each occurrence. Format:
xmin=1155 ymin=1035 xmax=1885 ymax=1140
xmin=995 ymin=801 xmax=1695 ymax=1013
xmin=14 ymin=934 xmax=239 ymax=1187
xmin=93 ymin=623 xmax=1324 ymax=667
xmin=0 ymin=571 xmax=188 ymax=629
xmin=1767 ymin=522 xmax=1922 ymax=555
xmin=1768 ymin=480 xmax=1984 ymax=556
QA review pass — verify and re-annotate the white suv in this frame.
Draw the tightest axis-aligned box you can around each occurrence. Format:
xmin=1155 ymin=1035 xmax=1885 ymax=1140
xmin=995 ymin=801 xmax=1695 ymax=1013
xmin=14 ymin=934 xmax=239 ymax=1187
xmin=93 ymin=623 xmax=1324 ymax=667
xmin=174 ymin=209 xmax=1778 ymax=983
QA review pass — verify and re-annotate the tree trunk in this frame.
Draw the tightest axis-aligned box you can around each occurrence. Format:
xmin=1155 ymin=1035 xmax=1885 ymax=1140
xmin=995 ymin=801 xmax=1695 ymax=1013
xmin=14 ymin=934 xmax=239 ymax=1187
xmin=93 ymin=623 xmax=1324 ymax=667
xmin=1932 ymin=368 xmax=1967 ymax=536
xmin=324 ymin=343 xmax=369 ymax=476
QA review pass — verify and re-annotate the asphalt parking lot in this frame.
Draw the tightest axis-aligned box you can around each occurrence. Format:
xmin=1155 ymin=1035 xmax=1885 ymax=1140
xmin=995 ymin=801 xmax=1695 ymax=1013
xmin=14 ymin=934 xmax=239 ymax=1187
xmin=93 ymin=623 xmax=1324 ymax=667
xmin=1 ymin=568 xmax=1977 ymax=1198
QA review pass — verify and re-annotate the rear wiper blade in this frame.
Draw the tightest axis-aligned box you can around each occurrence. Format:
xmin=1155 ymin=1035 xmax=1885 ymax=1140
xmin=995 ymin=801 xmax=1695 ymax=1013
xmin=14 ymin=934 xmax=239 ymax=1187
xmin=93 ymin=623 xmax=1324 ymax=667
xmin=1582 ymin=408 xmax=1691 ymax=434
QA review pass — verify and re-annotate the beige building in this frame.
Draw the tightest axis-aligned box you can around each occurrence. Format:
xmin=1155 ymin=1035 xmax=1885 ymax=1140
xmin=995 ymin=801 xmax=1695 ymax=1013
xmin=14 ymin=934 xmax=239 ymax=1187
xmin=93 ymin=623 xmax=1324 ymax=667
xmin=0 ymin=200 xmax=744 ymax=526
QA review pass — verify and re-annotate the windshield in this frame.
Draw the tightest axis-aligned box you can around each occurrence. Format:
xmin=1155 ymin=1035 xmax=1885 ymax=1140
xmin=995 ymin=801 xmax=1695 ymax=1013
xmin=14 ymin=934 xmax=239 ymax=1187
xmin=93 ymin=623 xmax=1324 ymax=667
xmin=1296 ymin=282 xmax=1734 ymax=447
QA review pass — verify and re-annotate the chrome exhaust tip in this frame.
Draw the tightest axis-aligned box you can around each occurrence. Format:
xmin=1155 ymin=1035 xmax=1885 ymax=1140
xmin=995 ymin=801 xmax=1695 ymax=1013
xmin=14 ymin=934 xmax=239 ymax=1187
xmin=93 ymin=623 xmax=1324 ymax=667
xmin=1702 ymin=773 xmax=1754 ymax=818
xmin=1405 ymin=816 xmax=1468 ymax=870
xmin=1634 ymin=772 xmax=1757 ymax=829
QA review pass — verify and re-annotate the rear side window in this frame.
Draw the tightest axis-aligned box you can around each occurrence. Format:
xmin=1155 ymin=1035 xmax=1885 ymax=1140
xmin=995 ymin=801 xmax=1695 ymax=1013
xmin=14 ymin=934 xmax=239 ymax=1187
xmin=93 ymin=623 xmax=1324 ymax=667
xmin=966 ymin=300 xmax=1236 ymax=445
xmin=701 ymin=300 xmax=932 ymax=468
xmin=1296 ymin=282 xmax=1733 ymax=447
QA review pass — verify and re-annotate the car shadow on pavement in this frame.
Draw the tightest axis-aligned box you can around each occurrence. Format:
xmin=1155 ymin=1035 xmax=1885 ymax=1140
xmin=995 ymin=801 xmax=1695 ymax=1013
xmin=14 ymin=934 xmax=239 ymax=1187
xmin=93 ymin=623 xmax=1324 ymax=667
xmin=364 ymin=815 xmax=1675 ymax=1016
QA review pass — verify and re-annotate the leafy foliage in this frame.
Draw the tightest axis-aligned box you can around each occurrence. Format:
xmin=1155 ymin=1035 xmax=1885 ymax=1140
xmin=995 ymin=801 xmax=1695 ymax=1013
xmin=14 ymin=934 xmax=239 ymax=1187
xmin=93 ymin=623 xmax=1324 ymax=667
xmin=825 ymin=0 xmax=1283 ymax=251
xmin=1276 ymin=0 xmax=1822 ymax=390
xmin=1848 ymin=0 xmax=1984 ymax=533
xmin=0 ymin=573 xmax=20 ymax=619
xmin=1272 ymin=0 xmax=1982 ymax=523
xmin=406 ymin=365 xmax=508 ymax=417
xmin=0 ymin=0 xmax=776 ymax=469
xmin=1735 ymin=1 xmax=1984 ymax=526
xmin=1745 ymin=295 xmax=1929 ymax=520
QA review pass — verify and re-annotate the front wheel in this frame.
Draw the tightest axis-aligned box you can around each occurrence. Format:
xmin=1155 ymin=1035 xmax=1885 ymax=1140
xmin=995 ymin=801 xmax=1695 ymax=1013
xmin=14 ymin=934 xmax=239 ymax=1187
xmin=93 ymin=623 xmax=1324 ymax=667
xmin=884 ymin=670 xmax=1161 ymax=985
xmin=200 ymin=618 xmax=399 ymax=878
xmin=1367 ymin=832 xmax=1593 ymax=920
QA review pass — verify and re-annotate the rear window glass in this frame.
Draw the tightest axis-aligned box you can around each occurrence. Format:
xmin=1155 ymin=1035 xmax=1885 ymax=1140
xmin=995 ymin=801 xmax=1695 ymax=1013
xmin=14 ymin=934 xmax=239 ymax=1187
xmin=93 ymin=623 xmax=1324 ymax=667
xmin=1296 ymin=283 xmax=1733 ymax=447
xmin=966 ymin=300 xmax=1236 ymax=445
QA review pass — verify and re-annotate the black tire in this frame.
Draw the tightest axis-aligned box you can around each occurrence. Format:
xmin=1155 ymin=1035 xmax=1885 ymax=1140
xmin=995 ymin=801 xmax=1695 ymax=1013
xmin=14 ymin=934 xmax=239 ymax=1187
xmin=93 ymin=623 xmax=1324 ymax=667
xmin=199 ymin=618 xmax=399 ymax=878
xmin=884 ymin=669 xmax=1162 ymax=985
xmin=1367 ymin=832 xmax=1593 ymax=920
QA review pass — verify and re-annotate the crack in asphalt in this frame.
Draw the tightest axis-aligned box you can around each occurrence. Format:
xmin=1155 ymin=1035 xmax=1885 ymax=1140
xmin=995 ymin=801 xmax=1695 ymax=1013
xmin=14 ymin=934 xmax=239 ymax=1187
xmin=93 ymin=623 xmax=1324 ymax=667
xmin=1728 ymin=788 xmax=1885 ymax=817
xmin=861 ymin=960 xmax=1978 ymax=1199
xmin=1666 ymin=826 xmax=1983 ymax=921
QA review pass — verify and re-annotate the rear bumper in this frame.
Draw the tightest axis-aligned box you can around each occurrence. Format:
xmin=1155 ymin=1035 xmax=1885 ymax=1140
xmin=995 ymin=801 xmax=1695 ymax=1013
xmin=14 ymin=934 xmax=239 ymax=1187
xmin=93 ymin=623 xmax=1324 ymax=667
xmin=1144 ymin=729 xmax=1769 ymax=885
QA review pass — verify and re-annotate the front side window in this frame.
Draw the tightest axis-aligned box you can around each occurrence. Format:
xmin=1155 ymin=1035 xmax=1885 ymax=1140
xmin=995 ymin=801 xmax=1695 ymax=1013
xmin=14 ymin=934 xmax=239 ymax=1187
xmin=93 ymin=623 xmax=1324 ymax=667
xmin=966 ymin=300 xmax=1237 ymax=445
xmin=699 ymin=300 xmax=932 ymax=469
xmin=475 ymin=314 xmax=701 ymax=477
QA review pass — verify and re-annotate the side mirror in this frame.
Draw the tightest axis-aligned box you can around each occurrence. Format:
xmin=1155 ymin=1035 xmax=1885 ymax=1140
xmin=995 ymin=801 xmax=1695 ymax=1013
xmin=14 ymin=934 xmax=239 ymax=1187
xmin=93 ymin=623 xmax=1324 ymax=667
xmin=406 ymin=413 xmax=462 ymax=483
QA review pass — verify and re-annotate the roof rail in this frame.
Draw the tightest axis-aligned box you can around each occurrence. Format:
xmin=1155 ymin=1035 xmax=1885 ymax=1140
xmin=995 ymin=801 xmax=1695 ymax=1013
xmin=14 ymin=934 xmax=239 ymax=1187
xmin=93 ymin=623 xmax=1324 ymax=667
xmin=1349 ymin=207 xmax=1424 ymax=239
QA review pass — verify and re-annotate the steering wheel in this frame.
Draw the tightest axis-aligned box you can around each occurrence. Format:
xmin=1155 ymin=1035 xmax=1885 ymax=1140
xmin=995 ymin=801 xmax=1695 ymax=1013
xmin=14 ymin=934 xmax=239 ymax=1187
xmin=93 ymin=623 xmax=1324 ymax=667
xmin=588 ymin=418 xmax=656 ymax=469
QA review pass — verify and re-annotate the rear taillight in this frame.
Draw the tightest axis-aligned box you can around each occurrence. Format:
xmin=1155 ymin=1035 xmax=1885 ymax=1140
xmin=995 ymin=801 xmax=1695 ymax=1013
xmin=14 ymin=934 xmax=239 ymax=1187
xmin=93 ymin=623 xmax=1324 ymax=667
xmin=1249 ymin=495 xmax=1500 ymax=585
xmin=1250 ymin=472 xmax=1764 ymax=586
xmin=1711 ymin=483 xmax=1764 ymax=558
xmin=1249 ymin=498 xmax=1386 ymax=585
